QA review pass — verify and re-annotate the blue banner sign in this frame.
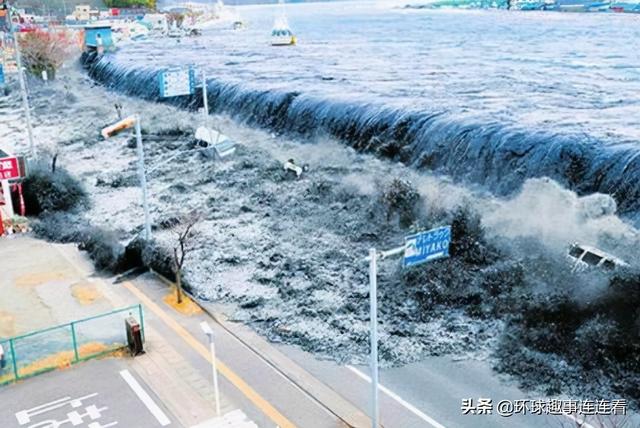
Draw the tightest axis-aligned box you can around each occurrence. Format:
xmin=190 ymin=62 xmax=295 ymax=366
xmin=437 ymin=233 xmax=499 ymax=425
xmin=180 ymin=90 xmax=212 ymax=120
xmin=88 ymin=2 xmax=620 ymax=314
xmin=404 ymin=225 xmax=452 ymax=267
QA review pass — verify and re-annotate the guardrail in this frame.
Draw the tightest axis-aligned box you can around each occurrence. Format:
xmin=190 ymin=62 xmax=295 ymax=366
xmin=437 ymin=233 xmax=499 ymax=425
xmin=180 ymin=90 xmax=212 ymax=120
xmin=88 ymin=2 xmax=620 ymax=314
xmin=0 ymin=304 xmax=144 ymax=386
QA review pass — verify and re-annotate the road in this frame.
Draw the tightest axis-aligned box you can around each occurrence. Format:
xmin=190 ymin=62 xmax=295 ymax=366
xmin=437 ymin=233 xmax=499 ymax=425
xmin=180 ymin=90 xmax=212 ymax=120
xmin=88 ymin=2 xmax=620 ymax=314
xmin=2 ymin=237 xmax=638 ymax=428
xmin=0 ymin=359 xmax=179 ymax=428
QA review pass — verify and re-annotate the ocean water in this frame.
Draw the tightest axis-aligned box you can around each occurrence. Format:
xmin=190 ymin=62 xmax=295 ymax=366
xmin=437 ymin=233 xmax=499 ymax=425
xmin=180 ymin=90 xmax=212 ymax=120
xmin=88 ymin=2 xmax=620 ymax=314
xmin=92 ymin=1 xmax=640 ymax=218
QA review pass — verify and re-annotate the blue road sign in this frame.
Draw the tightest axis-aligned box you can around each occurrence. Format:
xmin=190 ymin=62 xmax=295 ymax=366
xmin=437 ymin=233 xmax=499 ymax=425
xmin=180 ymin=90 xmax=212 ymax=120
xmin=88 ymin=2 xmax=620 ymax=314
xmin=0 ymin=64 xmax=5 ymax=87
xmin=404 ymin=225 xmax=451 ymax=267
xmin=158 ymin=66 xmax=195 ymax=98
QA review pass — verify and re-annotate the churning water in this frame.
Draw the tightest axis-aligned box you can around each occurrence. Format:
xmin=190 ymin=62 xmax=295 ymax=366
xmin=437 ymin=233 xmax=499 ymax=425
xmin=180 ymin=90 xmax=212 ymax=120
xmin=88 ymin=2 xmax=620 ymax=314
xmin=89 ymin=1 xmax=640 ymax=220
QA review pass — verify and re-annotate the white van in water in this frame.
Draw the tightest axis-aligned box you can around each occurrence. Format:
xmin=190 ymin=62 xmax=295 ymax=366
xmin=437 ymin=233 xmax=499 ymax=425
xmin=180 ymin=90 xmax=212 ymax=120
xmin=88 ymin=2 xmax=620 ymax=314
xmin=567 ymin=243 xmax=629 ymax=272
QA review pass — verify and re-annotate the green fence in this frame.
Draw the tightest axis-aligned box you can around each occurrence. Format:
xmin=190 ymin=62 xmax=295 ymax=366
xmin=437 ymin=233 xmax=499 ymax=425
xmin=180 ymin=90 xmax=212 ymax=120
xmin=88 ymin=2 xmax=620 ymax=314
xmin=0 ymin=304 xmax=144 ymax=386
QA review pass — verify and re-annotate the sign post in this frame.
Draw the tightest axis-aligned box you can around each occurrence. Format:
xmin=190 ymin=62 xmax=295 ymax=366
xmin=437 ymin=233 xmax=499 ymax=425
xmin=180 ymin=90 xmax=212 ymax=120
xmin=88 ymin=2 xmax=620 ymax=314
xmin=0 ymin=155 xmax=25 ymax=219
xmin=0 ymin=179 xmax=12 ymax=218
xmin=364 ymin=225 xmax=451 ymax=427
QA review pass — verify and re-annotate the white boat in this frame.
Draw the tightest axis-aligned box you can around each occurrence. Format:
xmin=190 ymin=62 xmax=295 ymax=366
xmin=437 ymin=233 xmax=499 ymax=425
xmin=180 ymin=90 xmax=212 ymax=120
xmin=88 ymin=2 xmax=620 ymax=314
xmin=567 ymin=243 xmax=629 ymax=272
xmin=229 ymin=0 xmax=246 ymax=29
xmin=271 ymin=0 xmax=296 ymax=46
xmin=195 ymin=127 xmax=237 ymax=159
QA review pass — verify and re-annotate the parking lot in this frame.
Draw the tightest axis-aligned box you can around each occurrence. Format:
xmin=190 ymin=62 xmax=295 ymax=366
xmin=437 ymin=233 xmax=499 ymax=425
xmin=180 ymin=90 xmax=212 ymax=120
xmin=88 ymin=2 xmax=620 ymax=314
xmin=0 ymin=358 xmax=181 ymax=428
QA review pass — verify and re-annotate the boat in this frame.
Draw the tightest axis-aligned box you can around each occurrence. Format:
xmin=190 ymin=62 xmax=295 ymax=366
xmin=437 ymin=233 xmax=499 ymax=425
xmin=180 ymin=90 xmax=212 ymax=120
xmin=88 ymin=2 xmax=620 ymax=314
xmin=271 ymin=27 xmax=296 ymax=46
xmin=609 ymin=0 xmax=640 ymax=11
xmin=567 ymin=243 xmax=629 ymax=272
xmin=230 ymin=0 xmax=246 ymax=30
xmin=271 ymin=0 xmax=296 ymax=46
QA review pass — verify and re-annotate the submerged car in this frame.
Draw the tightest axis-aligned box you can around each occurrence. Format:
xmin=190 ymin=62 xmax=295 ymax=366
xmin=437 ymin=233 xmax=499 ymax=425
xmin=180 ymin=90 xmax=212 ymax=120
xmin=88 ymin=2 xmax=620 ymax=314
xmin=567 ymin=243 xmax=629 ymax=272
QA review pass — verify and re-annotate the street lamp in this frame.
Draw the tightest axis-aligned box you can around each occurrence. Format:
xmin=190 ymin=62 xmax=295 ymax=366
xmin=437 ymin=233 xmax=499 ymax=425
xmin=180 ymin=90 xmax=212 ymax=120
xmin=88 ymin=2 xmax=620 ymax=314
xmin=200 ymin=321 xmax=221 ymax=417
xmin=101 ymin=115 xmax=152 ymax=240
xmin=7 ymin=2 xmax=36 ymax=158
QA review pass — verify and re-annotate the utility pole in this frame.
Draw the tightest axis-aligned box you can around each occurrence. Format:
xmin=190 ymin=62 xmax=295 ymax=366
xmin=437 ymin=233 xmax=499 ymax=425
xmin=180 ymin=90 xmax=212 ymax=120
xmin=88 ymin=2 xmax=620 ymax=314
xmin=7 ymin=1 xmax=36 ymax=158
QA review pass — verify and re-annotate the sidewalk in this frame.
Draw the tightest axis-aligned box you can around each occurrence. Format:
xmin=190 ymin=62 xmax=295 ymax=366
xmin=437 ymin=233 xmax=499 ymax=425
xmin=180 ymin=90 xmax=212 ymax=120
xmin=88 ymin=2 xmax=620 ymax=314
xmin=54 ymin=239 xmax=264 ymax=428
xmin=0 ymin=236 xmax=259 ymax=428
xmin=1 ymin=236 xmax=372 ymax=428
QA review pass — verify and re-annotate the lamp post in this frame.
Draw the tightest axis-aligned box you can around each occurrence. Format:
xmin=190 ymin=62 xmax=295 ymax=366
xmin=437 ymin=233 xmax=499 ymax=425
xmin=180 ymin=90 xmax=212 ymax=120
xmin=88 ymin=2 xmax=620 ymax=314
xmin=200 ymin=321 xmax=221 ymax=417
xmin=7 ymin=2 xmax=36 ymax=158
xmin=101 ymin=115 xmax=152 ymax=240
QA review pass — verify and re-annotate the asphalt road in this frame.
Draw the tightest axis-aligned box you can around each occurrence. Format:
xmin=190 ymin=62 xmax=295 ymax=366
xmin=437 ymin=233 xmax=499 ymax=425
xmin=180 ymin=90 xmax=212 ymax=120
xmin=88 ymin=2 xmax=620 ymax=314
xmin=277 ymin=344 xmax=640 ymax=428
xmin=0 ymin=359 xmax=181 ymax=428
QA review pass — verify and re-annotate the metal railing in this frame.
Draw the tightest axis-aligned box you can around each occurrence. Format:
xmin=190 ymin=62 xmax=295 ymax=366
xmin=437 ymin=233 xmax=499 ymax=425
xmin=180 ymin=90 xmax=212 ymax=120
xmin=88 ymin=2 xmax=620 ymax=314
xmin=0 ymin=304 xmax=144 ymax=386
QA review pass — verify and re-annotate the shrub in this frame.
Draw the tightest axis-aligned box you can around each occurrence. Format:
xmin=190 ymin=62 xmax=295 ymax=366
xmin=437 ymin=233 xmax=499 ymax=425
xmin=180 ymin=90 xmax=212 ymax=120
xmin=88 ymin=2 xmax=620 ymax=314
xmin=378 ymin=178 xmax=421 ymax=227
xmin=449 ymin=206 xmax=497 ymax=265
xmin=33 ymin=213 xmax=125 ymax=272
xmin=22 ymin=159 xmax=87 ymax=215
xmin=104 ymin=0 xmax=156 ymax=8
xmin=78 ymin=227 xmax=125 ymax=272
xmin=31 ymin=212 xmax=90 ymax=243
xmin=18 ymin=30 xmax=77 ymax=79
xmin=139 ymin=239 xmax=177 ymax=282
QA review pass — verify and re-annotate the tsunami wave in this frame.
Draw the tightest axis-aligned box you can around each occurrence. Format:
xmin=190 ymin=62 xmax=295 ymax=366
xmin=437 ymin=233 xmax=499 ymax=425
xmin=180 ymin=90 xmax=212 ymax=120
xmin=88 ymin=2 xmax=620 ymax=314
xmin=84 ymin=53 xmax=640 ymax=224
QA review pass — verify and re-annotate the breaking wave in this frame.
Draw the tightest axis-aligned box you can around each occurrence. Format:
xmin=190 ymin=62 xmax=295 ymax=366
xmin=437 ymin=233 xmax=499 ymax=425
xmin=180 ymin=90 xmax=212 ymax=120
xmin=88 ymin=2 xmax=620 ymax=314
xmin=84 ymin=53 xmax=640 ymax=224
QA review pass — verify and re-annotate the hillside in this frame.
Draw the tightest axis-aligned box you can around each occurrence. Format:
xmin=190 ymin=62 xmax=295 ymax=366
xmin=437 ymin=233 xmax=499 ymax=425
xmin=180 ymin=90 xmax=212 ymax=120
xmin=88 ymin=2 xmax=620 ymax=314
xmin=14 ymin=0 xmax=105 ymax=14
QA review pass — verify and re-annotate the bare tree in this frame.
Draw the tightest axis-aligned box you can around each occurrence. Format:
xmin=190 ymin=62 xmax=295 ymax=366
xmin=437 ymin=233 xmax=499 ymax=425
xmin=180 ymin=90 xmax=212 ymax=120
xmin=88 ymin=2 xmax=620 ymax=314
xmin=172 ymin=213 xmax=200 ymax=304
xmin=18 ymin=29 xmax=76 ymax=79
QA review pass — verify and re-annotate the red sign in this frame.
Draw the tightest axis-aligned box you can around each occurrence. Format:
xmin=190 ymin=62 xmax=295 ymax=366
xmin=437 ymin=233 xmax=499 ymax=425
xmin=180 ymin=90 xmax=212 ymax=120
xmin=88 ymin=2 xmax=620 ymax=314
xmin=0 ymin=156 xmax=20 ymax=180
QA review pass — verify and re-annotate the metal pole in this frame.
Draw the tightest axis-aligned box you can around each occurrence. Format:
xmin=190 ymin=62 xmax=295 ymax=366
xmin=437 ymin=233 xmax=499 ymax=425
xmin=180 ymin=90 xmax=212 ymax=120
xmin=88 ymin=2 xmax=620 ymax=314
xmin=209 ymin=336 xmax=221 ymax=416
xmin=202 ymin=70 xmax=209 ymax=118
xmin=134 ymin=117 xmax=152 ymax=240
xmin=1 ymin=180 xmax=14 ymax=218
xmin=70 ymin=322 xmax=79 ymax=362
xmin=8 ymin=3 xmax=36 ymax=158
xmin=9 ymin=338 xmax=18 ymax=380
xmin=369 ymin=248 xmax=379 ymax=428
xmin=138 ymin=304 xmax=145 ymax=343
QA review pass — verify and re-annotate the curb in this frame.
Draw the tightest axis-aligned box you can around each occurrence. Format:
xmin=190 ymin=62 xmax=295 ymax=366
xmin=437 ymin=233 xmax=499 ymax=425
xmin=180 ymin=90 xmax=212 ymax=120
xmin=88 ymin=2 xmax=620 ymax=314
xmin=149 ymin=270 xmax=375 ymax=428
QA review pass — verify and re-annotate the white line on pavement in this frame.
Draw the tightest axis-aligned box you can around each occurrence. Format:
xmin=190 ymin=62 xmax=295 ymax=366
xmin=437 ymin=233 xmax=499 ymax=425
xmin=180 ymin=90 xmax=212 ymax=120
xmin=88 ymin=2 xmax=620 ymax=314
xmin=119 ymin=369 xmax=171 ymax=426
xmin=347 ymin=366 xmax=598 ymax=428
xmin=564 ymin=413 xmax=597 ymax=428
xmin=346 ymin=365 xmax=447 ymax=428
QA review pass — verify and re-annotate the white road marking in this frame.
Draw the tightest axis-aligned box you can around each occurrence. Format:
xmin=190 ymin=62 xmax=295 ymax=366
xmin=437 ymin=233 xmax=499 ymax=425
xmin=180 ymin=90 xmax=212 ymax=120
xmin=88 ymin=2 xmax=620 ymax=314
xmin=190 ymin=409 xmax=258 ymax=428
xmin=347 ymin=366 xmax=599 ymax=428
xmin=346 ymin=365 xmax=447 ymax=428
xmin=563 ymin=413 xmax=597 ymax=428
xmin=119 ymin=369 xmax=171 ymax=426
xmin=15 ymin=393 xmax=99 ymax=424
